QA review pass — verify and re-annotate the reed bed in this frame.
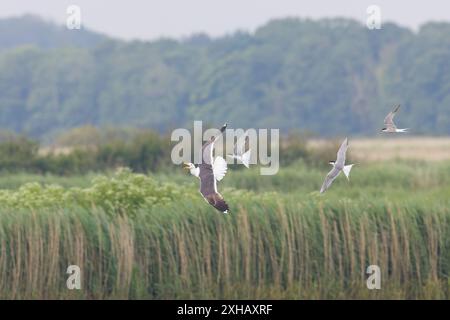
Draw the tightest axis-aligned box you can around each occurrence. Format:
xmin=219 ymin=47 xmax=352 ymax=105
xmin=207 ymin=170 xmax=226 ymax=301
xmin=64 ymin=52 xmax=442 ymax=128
xmin=0 ymin=195 xmax=448 ymax=299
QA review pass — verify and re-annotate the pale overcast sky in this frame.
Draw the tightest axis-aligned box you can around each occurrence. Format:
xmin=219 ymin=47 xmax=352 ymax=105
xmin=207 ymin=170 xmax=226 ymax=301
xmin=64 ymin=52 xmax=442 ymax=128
xmin=1 ymin=0 xmax=450 ymax=40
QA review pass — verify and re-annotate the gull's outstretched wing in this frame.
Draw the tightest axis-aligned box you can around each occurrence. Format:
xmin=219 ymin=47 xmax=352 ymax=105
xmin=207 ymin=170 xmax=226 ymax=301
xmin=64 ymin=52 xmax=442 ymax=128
xmin=198 ymin=124 xmax=230 ymax=214
xmin=201 ymin=123 xmax=227 ymax=165
xmin=204 ymin=193 xmax=229 ymax=214
xmin=198 ymin=176 xmax=230 ymax=213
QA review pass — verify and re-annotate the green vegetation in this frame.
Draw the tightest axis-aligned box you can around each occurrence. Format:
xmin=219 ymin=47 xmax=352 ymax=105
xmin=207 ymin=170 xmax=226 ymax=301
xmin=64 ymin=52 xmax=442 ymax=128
xmin=0 ymin=128 xmax=171 ymax=174
xmin=0 ymin=128 xmax=338 ymax=174
xmin=0 ymin=162 xmax=449 ymax=299
xmin=1 ymin=16 xmax=450 ymax=138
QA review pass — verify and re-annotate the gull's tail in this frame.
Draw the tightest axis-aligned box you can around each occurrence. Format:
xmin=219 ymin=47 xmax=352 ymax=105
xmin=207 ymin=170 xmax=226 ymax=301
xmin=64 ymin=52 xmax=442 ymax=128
xmin=397 ymin=128 xmax=409 ymax=133
xmin=343 ymin=164 xmax=354 ymax=180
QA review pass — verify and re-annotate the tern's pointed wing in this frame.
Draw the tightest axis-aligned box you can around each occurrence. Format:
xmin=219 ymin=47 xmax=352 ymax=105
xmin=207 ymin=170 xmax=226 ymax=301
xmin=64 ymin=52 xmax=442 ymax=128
xmin=320 ymin=167 xmax=341 ymax=193
xmin=335 ymin=138 xmax=349 ymax=167
xmin=384 ymin=104 xmax=400 ymax=127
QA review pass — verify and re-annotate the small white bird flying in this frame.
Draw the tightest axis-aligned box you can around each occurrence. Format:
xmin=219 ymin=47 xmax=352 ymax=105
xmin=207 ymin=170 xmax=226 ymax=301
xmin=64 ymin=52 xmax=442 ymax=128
xmin=381 ymin=104 xmax=409 ymax=133
xmin=183 ymin=124 xmax=230 ymax=214
xmin=227 ymin=130 xmax=251 ymax=168
xmin=320 ymin=138 xmax=354 ymax=194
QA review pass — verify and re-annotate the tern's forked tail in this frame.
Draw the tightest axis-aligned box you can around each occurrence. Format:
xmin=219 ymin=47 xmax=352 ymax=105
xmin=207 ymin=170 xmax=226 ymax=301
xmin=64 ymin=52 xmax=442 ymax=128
xmin=343 ymin=164 xmax=354 ymax=180
xmin=226 ymin=149 xmax=251 ymax=168
xmin=241 ymin=149 xmax=251 ymax=168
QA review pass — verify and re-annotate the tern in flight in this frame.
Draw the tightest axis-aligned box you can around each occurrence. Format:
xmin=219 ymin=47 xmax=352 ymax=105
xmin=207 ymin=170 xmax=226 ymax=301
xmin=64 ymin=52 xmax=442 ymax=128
xmin=183 ymin=124 xmax=230 ymax=214
xmin=320 ymin=138 xmax=354 ymax=194
xmin=227 ymin=130 xmax=251 ymax=168
xmin=381 ymin=104 xmax=408 ymax=133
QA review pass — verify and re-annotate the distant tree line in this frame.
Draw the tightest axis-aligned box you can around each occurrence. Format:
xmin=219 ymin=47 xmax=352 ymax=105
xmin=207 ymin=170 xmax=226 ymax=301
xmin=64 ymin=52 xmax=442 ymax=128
xmin=1 ymin=16 xmax=450 ymax=138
